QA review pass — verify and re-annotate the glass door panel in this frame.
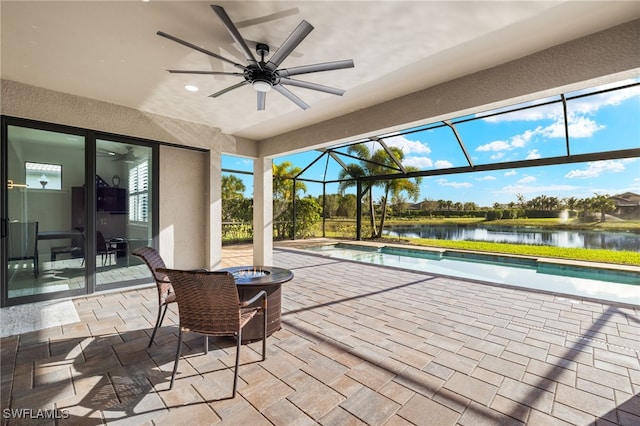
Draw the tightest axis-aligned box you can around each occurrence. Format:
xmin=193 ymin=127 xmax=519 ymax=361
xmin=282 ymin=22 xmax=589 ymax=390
xmin=5 ymin=125 xmax=86 ymax=298
xmin=95 ymin=140 xmax=153 ymax=286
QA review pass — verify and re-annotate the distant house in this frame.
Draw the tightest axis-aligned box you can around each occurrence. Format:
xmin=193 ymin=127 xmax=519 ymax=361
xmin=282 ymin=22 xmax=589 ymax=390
xmin=609 ymin=192 xmax=640 ymax=219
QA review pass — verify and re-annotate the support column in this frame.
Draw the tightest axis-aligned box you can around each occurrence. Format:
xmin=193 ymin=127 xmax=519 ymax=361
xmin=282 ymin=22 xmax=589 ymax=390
xmin=209 ymin=150 xmax=223 ymax=270
xmin=253 ymin=157 xmax=273 ymax=266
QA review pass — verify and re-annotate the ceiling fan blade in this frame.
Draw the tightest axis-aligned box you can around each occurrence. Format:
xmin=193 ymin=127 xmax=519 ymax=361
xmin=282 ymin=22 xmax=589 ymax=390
xmin=235 ymin=8 xmax=300 ymax=28
xmin=244 ymin=39 xmax=303 ymax=59
xmin=265 ymin=20 xmax=314 ymax=70
xmin=209 ymin=81 xmax=249 ymax=98
xmin=257 ymin=91 xmax=266 ymax=111
xmin=167 ymin=70 xmax=244 ymax=76
xmin=157 ymin=31 xmax=245 ymax=71
xmin=210 ymin=5 xmax=258 ymax=67
xmin=273 ymin=84 xmax=310 ymax=110
xmin=279 ymin=78 xmax=345 ymax=96
xmin=278 ymin=59 xmax=354 ymax=77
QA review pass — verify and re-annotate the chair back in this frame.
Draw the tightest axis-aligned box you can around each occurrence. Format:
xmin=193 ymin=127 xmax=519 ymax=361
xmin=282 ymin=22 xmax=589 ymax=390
xmin=132 ymin=246 xmax=168 ymax=279
xmin=8 ymin=221 xmax=38 ymax=260
xmin=96 ymin=231 xmax=108 ymax=252
xmin=132 ymin=246 xmax=172 ymax=304
xmin=157 ymin=268 xmax=241 ymax=336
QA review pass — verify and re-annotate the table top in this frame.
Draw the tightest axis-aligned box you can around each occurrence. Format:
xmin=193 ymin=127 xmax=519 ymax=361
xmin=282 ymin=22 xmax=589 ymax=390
xmin=37 ymin=230 xmax=83 ymax=240
xmin=218 ymin=266 xmax=293 ymax=286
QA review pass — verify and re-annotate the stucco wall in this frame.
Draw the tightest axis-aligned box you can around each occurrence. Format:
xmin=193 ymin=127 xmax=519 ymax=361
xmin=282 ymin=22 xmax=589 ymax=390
xmin=0 ymin=79 xmax=258 ymax=157
xmin=158 ymin=145 xmax=208 ymax=269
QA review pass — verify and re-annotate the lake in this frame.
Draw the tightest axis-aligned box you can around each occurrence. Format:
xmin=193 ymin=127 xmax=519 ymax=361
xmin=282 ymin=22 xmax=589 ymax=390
xmin=383 ymin=224 xmax=640 ymax=251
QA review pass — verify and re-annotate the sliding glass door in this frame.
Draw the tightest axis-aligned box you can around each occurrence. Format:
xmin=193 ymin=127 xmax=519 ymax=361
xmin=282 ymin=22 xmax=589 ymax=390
xmin=95 ymin=139 xmax=153 ymax=287
xmin=1 ymin=118 xmax=158 ymax=306
xmin=3 ymin=124 xmax=87 ymax=300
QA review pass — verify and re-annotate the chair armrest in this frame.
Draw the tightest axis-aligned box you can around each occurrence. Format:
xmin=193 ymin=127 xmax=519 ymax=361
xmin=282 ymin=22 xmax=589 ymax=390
xmin=189 ymin=268 xmax=208 ymax=272
xmin=240 ymin=290 xmax=267 ymax=308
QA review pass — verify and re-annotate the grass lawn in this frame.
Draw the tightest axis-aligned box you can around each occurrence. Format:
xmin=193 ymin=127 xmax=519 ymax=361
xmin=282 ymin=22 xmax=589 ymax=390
xmin=385 ymin=217 xmax=640 ymax=232
xmin=382 ymin=237 xmax=640 ymax=266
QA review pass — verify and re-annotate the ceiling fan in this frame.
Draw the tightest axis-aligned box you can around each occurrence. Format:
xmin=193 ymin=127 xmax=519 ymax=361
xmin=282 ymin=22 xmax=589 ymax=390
xmin=157 ymin=4 xmax=355 ymax=111
xmin=98 ymin=146 xmax=137 ymax=163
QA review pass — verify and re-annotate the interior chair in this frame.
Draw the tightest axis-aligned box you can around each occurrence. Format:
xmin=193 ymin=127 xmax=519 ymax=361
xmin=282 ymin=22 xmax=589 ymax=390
xmin=8 ymin=221 xmax=39 ymax=277
xmin=96 ymin=231 xmax=117 ymax=266
xmin=157 ymin=268 xmax=267 ymax=396
xmin=131 ymin=246 xmax=175 ymax=347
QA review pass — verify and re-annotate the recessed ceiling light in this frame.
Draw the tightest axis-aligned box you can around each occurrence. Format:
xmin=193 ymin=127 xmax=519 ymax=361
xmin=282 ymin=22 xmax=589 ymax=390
xmin=185 ymin=85 xmax=199 ymax=92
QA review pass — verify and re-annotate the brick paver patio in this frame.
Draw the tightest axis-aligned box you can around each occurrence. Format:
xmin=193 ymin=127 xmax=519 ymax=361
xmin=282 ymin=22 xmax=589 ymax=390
xmin=1 ymin=245 xmax=639 ymax=425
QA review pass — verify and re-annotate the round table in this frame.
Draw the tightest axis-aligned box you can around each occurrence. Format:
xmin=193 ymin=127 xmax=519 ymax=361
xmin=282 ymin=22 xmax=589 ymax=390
xmin=219 ymin=266 xmax=293 ymax=343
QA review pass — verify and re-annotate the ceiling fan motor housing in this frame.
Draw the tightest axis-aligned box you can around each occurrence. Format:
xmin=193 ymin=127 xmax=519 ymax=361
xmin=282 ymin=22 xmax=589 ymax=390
xmin=245 ymin=65 xmax=279 ymax=89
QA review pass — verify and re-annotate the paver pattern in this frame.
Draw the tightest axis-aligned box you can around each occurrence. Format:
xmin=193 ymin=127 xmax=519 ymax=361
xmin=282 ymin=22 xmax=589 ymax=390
xmin=1 ymin=246 xmax=639 ymax=425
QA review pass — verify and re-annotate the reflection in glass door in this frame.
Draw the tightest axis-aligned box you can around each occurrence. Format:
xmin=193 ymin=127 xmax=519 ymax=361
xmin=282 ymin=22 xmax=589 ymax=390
xmin=95 ymin=140 xmax=153 ymax=286
xmin=4 ymin=125 xmax=86 ymax=299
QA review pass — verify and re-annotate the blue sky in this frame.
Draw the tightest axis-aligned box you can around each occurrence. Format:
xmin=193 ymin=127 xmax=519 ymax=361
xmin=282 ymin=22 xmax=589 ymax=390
xmin=223 ymin=78 xmax=639 ymax=207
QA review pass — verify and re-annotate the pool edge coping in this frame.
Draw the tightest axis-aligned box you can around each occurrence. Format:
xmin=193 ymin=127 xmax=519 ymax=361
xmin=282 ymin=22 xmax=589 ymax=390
xmin=278 ymin=238 xmax=640 ymax=274
xmin=275 ymin=242 xmax=640 ymax=308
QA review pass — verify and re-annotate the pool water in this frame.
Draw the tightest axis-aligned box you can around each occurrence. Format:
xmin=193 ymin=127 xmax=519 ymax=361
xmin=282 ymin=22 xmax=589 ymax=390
xmin=306 ymin=244 xmax=640 ymax=305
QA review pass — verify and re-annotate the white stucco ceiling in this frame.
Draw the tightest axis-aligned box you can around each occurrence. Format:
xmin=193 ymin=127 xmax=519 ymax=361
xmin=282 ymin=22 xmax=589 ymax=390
xmin=2 ymin=1 xmax=639 ymax=141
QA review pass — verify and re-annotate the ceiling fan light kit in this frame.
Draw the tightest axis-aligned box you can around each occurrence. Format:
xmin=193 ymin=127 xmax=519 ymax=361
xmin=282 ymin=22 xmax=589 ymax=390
xmin=158 ymin=4 xmax=354 ymax=111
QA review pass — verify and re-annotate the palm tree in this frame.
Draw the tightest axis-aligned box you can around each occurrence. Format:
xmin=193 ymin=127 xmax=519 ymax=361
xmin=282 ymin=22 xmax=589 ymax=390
xmin=272 ymin=162 xmax=307 ymax=236
xmin=463 ymin=202 xmax=478 ymax=211
xmin=273 ymin=161 xmax=306 ymax=203
xmin=376 ymin=156 xmax=421 ymax=236
xmin=338 ymin=143 xmax=421 ymax=238
xmin=590 ymin=194 xmax=616 ymax=222
xmin=338 ymin=147 xmax=378 ymax=236
xmin=564 ymin=196 xmax=578 ymax=212
xmin=221 ymin=175 xmax=245 ymax=200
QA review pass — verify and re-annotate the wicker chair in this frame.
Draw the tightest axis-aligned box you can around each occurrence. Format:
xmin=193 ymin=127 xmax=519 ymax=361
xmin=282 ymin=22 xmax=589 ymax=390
xmin=157 ymin=268 xmax=267 ymax=395
xmin=131 ymin=247 xmax=176 ymax=348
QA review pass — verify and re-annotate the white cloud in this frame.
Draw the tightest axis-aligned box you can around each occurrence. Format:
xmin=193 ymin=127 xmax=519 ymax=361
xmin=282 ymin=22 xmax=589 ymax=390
xmin=480 ymin=83 xmax=639 ymax=123
xmin=403 ymin=156 xmax=433 ymax=169
xmin=477 ymin=140 xmax=511 ymax=152
xmin=504 ymin=170 xmax=517 ymax=176
xmin=476 ymin=111 xmax=605 ymax=159
xmin=565 ymin=160 xmax=627 ymax=179
xmin=567 ymin=116 xmax=605 ymax=138
xmin=499 ymin=184 xmax=578 ymax=195
xmin=384 ymin=135 xmax=431 ymax=154
xmin=526 ymin=149 xmax=541 ymax=159
xmin=537 ymin=115 xmax=604 ymax=139
xmin=567 ymin=84 xmax=640 ymax=114
xmin=476 ymin=176 xmax=497 ymax=181
xmin=434 ymin=160 xmax=453 ymax=169
xmin=473 ymin=85 xmax=633 ymax=154
xmin=480 ymin=101 xmax=561 ymax=122
xmin=539 ymin=120 xmax=565 ymax=138
xmin=518 ymin=176 xmax=536 ymax=184
xmin=511 ymin=128 xmax=539 ymax=148
xmin=437 ymin=178 xmax=472 ymax=188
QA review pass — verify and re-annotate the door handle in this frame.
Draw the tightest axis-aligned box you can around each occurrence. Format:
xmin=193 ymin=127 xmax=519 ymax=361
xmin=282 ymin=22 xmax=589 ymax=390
xmin=7 ymin=179 xmax=28 ymax=189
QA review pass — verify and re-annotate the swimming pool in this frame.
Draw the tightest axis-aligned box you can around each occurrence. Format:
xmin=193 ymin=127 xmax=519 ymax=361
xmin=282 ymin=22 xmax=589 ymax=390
xmin=305 ymin=243 xmax=640 ymax=305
